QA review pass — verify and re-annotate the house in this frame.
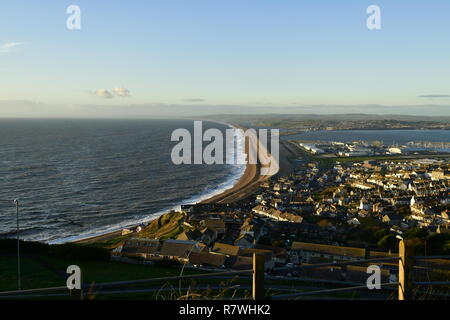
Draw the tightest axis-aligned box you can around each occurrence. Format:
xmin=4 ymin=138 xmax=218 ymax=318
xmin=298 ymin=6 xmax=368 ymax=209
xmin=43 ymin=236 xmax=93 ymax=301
xmin=382 ymin=214 xmax=403 ymax=226
xmin=227 ymin=256 xmax=254 ymax=270
xmin=252 ymin=205 xmax=303 ymax=223
xmin=212 ymin=242 xmax=241 ymax=256
xmin=177 ymin=227 xmax=217 ymax=245
xmin=255 ymin=194 xmax=265 ymax=203
xmin=240 ymin=217 xmax=265 ymax=241
xmin=159 ymin=240 xmax=207 ymax=262
xmin=188 ymin=252 xmax=227 ymax=268
xmin=280 ymin=213 xmax=303 ymax=223
xmin=234 ymin=234 xmax=254 ymax=249
xmin=352 ymin=182 xmax=373 ymax=190
xmin=202 ymin=218 xmax=226 ymax=235
xmin=291 ymin=242 xmax=368 ymax=263
xmin=120 ymin=238 xmax=160 ymax=258
xmin=176 ymin=229 xmax=203 ymax=242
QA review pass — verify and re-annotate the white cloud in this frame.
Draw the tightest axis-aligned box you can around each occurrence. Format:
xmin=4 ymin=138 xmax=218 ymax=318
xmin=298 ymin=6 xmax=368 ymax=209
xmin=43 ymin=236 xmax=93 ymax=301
xmin=113 ymin=87 xmax=131 ymax=97
xmin=93 ymin=89 xmax=114 ymax=99
xmin=0 ymin=42 xmax=24 ymax=53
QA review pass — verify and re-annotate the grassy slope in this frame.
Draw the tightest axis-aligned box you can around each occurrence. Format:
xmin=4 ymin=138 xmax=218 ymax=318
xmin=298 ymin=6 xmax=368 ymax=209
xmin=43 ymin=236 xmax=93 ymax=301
xmin=0 ymin=256 xmax=62 ymax=292
xmin=136 ymin=211 xmax=187 ymax=240
xmin=0 ymin=254 xmax=201 ymax=295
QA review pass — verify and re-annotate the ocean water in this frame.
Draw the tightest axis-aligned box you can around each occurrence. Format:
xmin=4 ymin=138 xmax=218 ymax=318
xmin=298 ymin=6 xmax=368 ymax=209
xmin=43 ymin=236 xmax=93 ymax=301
xmin=282 ymin=129 xmax=450 ymax=144
xmin=0 ymin=119 xmax=245 ymax=243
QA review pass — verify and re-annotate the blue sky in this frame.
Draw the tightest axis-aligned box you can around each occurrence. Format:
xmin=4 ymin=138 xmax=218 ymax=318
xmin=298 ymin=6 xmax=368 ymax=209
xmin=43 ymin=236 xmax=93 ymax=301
xmin=1 ymin=0 xmax=450 ymax=116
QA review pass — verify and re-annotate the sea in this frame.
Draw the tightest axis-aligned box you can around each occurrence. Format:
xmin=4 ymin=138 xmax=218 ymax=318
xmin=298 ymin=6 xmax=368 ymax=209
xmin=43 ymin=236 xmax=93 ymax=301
xmin=0 ymin=119 xmax=245 ymax=243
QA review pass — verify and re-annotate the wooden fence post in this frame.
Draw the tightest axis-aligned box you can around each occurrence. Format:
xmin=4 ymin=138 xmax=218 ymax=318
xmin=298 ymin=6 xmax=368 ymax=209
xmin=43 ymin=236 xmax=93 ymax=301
xmin=398 ymin=240 xmax=413 ymax=300
xmin=253 ymin=253 xmax=265 ymax=300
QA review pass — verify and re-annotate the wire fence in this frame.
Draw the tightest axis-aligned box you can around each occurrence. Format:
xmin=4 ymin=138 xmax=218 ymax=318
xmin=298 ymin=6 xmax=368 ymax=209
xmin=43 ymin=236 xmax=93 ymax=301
xmin=0 ymin=241 xmax=448 ymax=300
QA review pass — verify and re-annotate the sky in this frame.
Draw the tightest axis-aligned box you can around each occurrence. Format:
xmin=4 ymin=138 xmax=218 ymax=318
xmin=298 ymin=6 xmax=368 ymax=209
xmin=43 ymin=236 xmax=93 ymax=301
xmin=1 ymin=0 xmax=450 ymax=117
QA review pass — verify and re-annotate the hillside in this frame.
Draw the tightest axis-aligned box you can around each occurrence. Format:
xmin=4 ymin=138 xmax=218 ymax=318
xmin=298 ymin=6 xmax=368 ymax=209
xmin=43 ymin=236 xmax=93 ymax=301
xmin=136 ymin=211 xmax=187 ymax=240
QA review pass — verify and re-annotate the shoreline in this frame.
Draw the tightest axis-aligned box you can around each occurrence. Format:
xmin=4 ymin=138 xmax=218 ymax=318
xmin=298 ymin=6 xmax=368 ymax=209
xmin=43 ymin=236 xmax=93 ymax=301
xmin=72 ymin=121 xmax=268 ymax=244
xmin=201 ymin=124 xmax=273 ymax=204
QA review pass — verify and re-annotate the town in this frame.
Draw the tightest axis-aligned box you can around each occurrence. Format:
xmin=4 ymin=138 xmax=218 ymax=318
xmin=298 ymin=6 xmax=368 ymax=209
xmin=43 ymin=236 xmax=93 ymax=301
xmin=112 ymin=156 xmax=450 ymax=284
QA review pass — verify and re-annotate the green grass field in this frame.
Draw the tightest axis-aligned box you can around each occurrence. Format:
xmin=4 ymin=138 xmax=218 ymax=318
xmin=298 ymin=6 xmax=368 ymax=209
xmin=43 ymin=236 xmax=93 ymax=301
xmin=0 ymin=255 xmax=63 ymax=292
xmin=0 ymin=253 xmax=208 ymax=300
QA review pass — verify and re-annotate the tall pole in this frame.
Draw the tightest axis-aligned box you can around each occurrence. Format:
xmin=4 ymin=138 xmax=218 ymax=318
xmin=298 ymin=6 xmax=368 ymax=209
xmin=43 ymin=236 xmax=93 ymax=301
xmin=398 ymin=239 xmax=413 ymax=300
xmin=252 ymin=253 xmax=265 ymax=300
xmin=14 ymin=199 xmax=21 ymax=291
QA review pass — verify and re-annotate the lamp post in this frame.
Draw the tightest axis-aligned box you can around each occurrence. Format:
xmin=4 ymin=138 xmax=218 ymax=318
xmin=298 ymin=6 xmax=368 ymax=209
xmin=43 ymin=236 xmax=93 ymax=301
xmin=14 ymin=199 xmax=21 ymax=291
xmin=2 ymin=199 xmax=21 ymax=290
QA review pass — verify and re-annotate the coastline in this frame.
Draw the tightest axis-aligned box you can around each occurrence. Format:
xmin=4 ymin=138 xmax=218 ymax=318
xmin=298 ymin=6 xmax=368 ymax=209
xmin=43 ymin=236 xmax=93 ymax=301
xmin=201 ymin=123 xmax=273 ymax=204
xmin=71 ymin=121 xmax=267 ymax=244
